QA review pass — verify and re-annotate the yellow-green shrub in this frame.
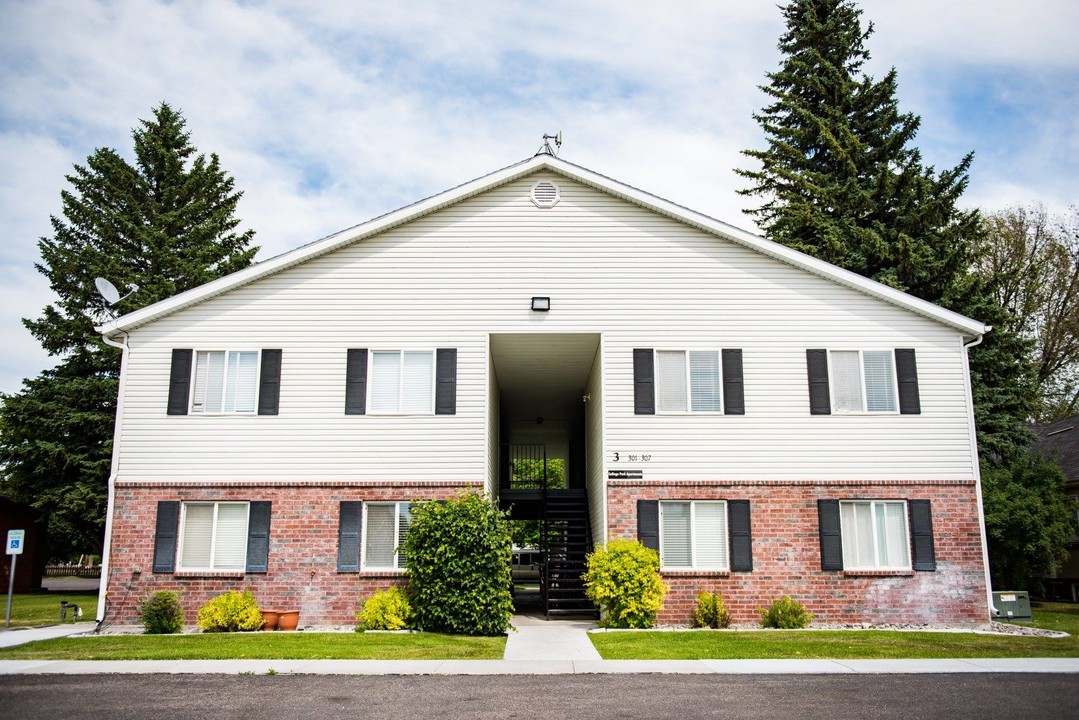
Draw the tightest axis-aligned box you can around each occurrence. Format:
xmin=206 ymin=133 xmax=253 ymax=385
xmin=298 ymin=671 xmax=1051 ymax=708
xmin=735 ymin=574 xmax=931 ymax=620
xmin=195 ymin=590 xmax=263 ymax=632
xmin=582 ymin=539 xmax=667 ymax=628
xmin=356 ymin=587 xmax=413 ymax=631
xmin=692 ymin=591 xmax=731 ymax=629
xmin=759 ymin=595 xmax=813 ymax=629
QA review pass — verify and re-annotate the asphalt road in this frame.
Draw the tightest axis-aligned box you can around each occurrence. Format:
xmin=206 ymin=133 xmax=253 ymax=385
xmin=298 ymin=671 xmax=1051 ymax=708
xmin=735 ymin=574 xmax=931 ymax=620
xmin=1 ymin=673 xmax=1077 ymax=720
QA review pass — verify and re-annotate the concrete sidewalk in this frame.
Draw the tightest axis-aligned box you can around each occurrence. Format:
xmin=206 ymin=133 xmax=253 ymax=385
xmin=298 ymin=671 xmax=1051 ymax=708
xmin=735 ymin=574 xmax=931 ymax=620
xmin=1 ymin=616 xmax=1077 ymax=675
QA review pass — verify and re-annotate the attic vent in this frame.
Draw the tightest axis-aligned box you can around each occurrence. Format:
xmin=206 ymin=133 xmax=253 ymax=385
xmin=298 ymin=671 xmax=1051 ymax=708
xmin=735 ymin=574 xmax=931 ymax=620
xmin=530 ymin=180 xmax=560 ymax=208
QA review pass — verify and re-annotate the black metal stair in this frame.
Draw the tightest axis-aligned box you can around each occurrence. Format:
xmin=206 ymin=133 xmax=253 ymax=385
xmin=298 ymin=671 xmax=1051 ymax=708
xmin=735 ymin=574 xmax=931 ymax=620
xmin=543 ymin=489 xmax=598 ymax=618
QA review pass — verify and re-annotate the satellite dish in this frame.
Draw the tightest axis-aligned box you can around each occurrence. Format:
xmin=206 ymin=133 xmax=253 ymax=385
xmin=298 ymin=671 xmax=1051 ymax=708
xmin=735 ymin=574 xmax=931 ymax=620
xmin=94 ymin=277 xmax=139 ymax=306
xmin=95 ymin=277 xmax=121 ymax=305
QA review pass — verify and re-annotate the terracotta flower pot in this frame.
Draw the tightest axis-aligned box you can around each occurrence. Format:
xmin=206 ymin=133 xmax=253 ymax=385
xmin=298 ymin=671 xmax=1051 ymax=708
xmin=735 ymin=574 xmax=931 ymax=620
xmin=261 ymin=610 xmax=279 ymax=631
xmin=277 ymin=610 xmax=300 ymax=632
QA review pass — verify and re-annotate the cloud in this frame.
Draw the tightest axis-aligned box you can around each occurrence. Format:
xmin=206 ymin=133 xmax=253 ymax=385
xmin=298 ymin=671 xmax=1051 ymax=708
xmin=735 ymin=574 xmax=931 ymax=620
xmin=1 ymin=0 xmax=1076 ymax=392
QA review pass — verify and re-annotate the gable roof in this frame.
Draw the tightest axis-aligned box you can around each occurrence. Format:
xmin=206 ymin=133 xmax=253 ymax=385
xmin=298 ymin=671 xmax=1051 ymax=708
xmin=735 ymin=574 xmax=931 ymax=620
xmin=97 ymin=153 xmax=988 ymax=339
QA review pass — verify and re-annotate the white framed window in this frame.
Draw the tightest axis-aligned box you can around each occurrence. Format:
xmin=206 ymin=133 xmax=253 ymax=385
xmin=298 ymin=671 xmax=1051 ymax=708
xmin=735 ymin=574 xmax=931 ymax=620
xmin=362 ymin=501 xmax=412 ymax=570
xmin=829 ymin=350 xmax=897 ymax=413
xmin=177 ymin=501 xmax=249 ymax=571
xmin=659 ymin=500 xmax=729 ymax=570
xmin=839 ymin=500 xmax=911 ymax=570
xmin=191 ymin=350 xmax=259 ymax=413
xmin=368 ymin=351 xmax=435 ymax=414
xmin=655 ymin=350 xmax=722 ymax=413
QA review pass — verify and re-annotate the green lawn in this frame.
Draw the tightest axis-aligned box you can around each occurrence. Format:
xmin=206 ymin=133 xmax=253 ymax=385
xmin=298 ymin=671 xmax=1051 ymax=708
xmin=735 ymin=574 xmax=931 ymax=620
xmin=589 ymin=601 xmax=1079 ymax=660
xmin=0 ymin=631 xmax=505 ymax=660
xmin=2 ymin=592 xmax=98 ymax=628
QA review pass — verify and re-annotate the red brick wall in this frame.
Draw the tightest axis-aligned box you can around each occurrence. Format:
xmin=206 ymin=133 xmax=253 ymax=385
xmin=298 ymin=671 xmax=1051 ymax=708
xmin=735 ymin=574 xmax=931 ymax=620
xmin=607 ymin=480 xmax=988 ymax=626
xmin=104 ymin=481 xmax=482 ymax=627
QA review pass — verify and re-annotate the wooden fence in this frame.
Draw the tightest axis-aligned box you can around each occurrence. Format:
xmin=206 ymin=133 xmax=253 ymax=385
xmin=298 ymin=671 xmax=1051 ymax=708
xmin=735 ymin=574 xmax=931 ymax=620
xmin=45 ymin=563 xmax=102 ymax=578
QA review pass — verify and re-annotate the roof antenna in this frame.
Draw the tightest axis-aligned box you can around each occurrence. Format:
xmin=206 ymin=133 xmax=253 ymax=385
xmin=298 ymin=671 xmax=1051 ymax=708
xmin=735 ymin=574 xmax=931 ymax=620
xmin=536 ymin=131 xmax=562 ymax=157
xmin=93 ymin=277 xmax=139 ymax=318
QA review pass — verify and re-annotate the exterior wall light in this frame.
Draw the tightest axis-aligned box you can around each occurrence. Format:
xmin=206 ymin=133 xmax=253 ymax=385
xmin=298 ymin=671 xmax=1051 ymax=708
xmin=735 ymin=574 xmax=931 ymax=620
xmin=531 ymin=297 xmax=551 ymax=312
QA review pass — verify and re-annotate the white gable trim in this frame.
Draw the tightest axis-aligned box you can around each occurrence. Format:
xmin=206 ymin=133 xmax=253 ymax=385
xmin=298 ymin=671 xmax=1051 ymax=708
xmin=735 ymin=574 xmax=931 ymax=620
xmin=97 ymin=154 xmax=988 ymax=339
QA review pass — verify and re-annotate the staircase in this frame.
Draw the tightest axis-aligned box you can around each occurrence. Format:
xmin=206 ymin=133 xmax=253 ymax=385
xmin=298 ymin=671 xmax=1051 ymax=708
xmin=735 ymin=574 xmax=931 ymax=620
xmin=543 ymin=489 xmax=598 ymax=618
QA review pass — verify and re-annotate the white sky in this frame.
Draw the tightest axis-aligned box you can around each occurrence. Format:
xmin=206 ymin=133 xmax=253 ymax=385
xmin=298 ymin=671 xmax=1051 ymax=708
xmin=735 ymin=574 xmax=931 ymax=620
xmin=1 ymin=0 xmax=1077 ymax=394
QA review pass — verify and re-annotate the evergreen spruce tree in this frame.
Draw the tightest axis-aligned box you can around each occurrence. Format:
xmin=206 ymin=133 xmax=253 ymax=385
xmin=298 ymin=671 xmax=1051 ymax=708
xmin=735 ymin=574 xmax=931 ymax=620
xmin=741 ymin=0 xmax=1066 ymax=589
xmin=0 ymin=103 xmax=257 ymax=555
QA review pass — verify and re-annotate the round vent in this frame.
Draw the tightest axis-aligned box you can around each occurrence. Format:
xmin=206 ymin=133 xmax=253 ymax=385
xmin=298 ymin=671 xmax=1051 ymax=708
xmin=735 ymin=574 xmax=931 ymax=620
xmin=530 ymin=180 xmax=560 ymax=208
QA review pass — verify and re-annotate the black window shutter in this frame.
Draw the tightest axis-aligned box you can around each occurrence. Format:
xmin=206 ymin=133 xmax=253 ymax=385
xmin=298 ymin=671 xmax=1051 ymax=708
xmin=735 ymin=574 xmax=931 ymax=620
xmin=722 ymin=349 xmax=745 ymax=415
xmin=338 ymin=501 xmax=362 ymax=572
xmin=152 ymin=501 xmax=180 ymax=572
xmin=728 ymin=499 xmax=753 ymax=571
xmin=806 ymin=349 xmax=831 ymax=415
xmin=895 ymin=349 xmax=921 ymax=415
xmin=258 ymin=350 xmax=282 ymax=416
xmin=345 ymin=349 xmax=368 ymax=415
xmin=633 ymin=349 xmax=655 ymax=415
xmin=245 ymin=501 xmax=272 ymax=573
xmin=909 ymin=499 xmax=936 ymax=571
xmin=818 ymin=499 xmax=843 ymax=570
xmin=637 ymin=500 xmax=659 ymax=552
xmin=435 ymin=348 xmax=457 ymax=415
xmin=167 ymin=349 xmax=193 ymax=415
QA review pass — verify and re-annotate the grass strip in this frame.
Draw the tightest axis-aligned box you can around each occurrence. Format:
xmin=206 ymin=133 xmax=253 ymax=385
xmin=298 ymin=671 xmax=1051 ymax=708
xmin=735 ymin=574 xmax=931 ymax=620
xmin=0 ymin=631 xmax=506 ymax=661
xmin=590 ymin=602 xmax=1079 ymax=660
xmin=2 ymin=592 xmax=98 ymax=628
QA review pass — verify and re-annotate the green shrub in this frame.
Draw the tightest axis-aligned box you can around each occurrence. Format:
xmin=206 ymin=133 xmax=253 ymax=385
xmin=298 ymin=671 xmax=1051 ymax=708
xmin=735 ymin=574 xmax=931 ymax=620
xmin=582 ymin=539 xmax=667 ymax=628
xmin=195 ymin=589 xmax=263 ymax=632
xmin=759 ymin=595 xmax=812 ymax=629
xmin=692 ymin=591 xmax=731 ymax=629
xmin=356 ymin=587 xmax=413 ymax=631
xmin=401 ymin=492 xmax=514 ymax=636
xmin=138 ymin=590 xmax=185 ymax=634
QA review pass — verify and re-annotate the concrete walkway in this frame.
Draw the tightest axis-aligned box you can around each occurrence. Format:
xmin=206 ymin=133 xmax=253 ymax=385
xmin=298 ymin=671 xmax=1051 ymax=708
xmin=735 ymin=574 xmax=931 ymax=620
xmin=1 ymin=616 xmax=1077 ymax=675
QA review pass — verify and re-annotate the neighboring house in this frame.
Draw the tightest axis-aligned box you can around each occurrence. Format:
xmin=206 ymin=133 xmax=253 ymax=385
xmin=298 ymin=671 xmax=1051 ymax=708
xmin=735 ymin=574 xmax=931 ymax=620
xmin=1033 ymin=416 xmax=1079 ymax=601
xmin=0 ymin=496 xmax=47 ymax=593
xmin=96 ymin=152 xmax=992 ymax=627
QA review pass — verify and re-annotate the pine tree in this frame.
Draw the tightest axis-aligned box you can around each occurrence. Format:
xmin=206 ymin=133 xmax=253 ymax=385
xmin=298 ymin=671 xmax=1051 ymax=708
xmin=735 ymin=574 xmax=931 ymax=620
xmin=0 ymin=103 xmax=257 ymax=555
xmin=737 ymin=0 xmax=977 ymax=302
xmin=741 ymin=0 xmax=1069 ymax=589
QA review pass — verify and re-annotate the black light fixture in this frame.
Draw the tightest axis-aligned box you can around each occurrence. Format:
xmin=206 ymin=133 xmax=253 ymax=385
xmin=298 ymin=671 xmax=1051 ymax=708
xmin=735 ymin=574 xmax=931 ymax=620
xmin=531 ymin=296 xmax=551 ymax=312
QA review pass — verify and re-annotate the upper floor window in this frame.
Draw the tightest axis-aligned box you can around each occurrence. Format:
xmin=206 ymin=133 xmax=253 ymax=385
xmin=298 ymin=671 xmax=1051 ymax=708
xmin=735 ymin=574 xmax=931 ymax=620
xmin=192 ymin=350 xmax=259 ymax=413
xmin=656 ymin=350 xmax=722 ymax=413
xmin=839 ymin=500 xmax=910 ymax=570
xmin=178 ymin=501 xmax=249 ymax=571
xmin=830 ymin=350 xmax=897 ymax=413
xmin=369 ymin=351 xmax=434 ymax=414
xmin=363 ymin=501 xmax=412 ymax=570
xmin=659 ymin=500 xmax=729 ymax=570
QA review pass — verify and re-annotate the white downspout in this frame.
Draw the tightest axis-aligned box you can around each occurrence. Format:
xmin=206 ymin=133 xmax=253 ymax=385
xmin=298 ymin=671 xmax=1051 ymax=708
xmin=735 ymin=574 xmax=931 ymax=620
xmin=96 ymin=330 xmax=129 ymax=625
xmin=962 ymin=332 xmax=994 ymax=621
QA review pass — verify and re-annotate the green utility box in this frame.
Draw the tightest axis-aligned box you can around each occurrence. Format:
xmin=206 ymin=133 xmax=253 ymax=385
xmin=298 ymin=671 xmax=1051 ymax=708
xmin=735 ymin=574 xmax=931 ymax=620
xmin=992 ymin=591 xmax=1032 ymax=622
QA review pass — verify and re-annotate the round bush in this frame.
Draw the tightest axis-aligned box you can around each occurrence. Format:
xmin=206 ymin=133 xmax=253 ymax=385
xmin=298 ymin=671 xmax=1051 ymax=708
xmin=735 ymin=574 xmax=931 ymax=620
xmin=401 ymin=492 xmax=513 ymax=636
xmin=582 ymin=539 xmax=667 ymax=628
xmin=759 ymin=595 xmax=813 ymax=629
xmin=356 ymin=587 xmax=413 ymax=631
xmin=692 ymin=590 xmax=732 ymax=629
xmin=195 ymin=589 xmax=263 ymax=632
xmin=138 ymin=590 xmax=185 ymax=634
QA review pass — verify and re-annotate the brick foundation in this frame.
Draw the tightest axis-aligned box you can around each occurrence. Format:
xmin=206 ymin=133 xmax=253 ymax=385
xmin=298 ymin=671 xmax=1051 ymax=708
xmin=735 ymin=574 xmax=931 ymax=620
xmin=607 ymin=480 xmax=989 ymax=626
xmin=103 ymin=481 xmax=482 ymax=627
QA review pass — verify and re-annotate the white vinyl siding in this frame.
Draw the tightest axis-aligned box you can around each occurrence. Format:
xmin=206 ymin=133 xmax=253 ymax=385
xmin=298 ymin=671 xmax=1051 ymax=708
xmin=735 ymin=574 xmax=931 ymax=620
xmin=839 ymin=500 xmax=910 ymax=570
xmin=113 ymin=173 xmax=977 ymax=484
xmin=656 ymin=350 xmax=721 ymax=413
xmin=191 ymin=350 xmax=258 ymax=413
xmin=659 ymin=500 xmax=729 ymax=570
xmin=369 ymin=351 xmax=434 ymax=414
xmin=830 ymin=350 xmax=897 ymax=414
xmin=177 ymin=502 xmax=249 ymax=571
xmin=362 ymin=501 xmax=412 ymax=570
